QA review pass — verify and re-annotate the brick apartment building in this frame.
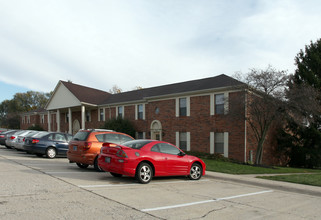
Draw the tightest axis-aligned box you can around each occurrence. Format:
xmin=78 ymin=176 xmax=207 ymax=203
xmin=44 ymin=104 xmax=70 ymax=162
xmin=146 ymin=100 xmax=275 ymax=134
xmin=20 ymin=74 xmax=280 ymax=165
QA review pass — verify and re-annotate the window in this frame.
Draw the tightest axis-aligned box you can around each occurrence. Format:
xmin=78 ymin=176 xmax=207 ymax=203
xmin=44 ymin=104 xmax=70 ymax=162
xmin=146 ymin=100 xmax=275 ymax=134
xmin=66 ymin=113 xmax=69 ymax=123
xmin=104 ymin=133 xmax=120 ymax=144
xmin=179 ymin=98 xmax=187 ymax=116
xmin=118 ymin=106 xmax=123 ymax=118
xmin=137 ymin=104 xmax=143 ymax=119
xmin=151 ymin=145 xmax=160 ymax=152
xmin=158 ymin=143 xmax=181 ymax=155
xmin=99 ymin=108 xmax=104 ymax=121
xmin=27 ymin=116 xmax=30 ymax=123
xmin=136 ymin=132 xmax=144 ymax=139
xmin=41 ymin=115 xmax=44 ymax=124
xmin=86 ymin=110 xmax=91 ymax=122
xmin=176 ymin=97 xmax=190 ymax=117
xmin=54 ymin=134 xmax=66 ymax=142
xmin=179 ymin=132 xmax=187 ymax=151
xmin=215 ymin=94 xmax=224 ymax=115
xmin=214 ymin=133 xmax=224 ymax=154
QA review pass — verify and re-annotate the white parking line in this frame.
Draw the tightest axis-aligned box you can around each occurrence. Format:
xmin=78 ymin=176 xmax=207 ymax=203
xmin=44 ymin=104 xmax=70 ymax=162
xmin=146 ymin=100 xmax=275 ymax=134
xmin=79 ymin=179 xmax=210 ymax=188
xmin=141 ymin=190 xmax=274 ymax=212
xmin=46 ymin=171 xmax=93 ymax=174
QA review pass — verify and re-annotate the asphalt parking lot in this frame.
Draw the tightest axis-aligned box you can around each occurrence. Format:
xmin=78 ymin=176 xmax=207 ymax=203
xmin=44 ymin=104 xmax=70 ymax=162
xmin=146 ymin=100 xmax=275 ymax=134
xmin=1 ymin=145 xmax=321 ymax=220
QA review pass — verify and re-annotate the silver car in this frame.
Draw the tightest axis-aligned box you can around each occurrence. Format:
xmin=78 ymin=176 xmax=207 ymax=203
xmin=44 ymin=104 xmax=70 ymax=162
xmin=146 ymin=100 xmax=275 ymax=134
xmin=5 ymin=130 xmax=24 ymax=148
xmin=14 ymin=130 xmax=40 ymax=151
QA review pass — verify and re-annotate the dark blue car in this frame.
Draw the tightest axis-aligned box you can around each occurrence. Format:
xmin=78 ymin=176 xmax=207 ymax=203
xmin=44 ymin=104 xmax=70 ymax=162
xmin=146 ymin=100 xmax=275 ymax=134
xmin=24 ymin=132 xmax=73 ymax=158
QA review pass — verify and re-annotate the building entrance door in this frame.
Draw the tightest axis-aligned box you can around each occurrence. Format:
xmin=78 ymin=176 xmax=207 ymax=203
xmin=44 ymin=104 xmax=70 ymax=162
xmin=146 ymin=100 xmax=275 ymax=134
xmin=150 ymin=120 xmax=162 ymax=141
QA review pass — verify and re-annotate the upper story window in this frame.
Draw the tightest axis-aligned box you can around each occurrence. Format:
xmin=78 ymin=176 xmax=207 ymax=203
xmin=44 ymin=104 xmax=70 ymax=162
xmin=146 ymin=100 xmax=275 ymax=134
xmin=211 ymin=93 xmax=228 ymax=115
xmin=137 ymin=104 xmax=143 ymax=120
xmin=215 ymin=94 xmax=224 ymax=115
xmin=179 ymin=98 xmax=187 ymax=116
xmin=176 ymin=97 xmax=190 ymax=117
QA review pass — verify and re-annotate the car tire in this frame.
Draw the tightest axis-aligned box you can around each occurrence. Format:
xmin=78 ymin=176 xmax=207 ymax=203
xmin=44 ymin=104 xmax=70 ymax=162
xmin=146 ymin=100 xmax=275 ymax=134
xmin=110 ymin=172 xmax=123 ymax=177
xmin=188 ymin=163 xmax=202 ymax=180
xmin=76 ymin=163 xmax=89 ymax=169
xmin=94 ymin=157 xmax=103 ymax=172
xmin=135 ymin=162 xmax=153 ymax=184
xmin=46 ymin=147 xmax=57 ymax=159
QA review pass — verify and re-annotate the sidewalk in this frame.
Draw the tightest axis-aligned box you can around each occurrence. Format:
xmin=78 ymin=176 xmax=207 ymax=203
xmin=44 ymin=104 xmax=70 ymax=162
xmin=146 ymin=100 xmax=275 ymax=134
xmin=205 ymin=171 xmax=321 ymax=197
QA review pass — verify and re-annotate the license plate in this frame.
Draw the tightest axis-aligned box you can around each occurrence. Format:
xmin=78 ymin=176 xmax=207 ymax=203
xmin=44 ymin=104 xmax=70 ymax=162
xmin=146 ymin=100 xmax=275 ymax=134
xmin=73 ymin=146 xmax=77 ymax=151
xmin=105 ymin=157 xmax=111 ymax=163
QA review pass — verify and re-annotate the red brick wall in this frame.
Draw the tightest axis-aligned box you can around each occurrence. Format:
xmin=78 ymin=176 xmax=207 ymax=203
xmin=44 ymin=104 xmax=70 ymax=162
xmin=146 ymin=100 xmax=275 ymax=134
xmin=19 ymin=90 xmax=281 ymax=165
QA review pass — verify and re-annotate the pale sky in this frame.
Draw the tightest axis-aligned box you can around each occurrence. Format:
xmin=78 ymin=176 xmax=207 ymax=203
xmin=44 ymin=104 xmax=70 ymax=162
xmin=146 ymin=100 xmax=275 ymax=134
xmin=1 ymin=0 xmax=321 ymax=102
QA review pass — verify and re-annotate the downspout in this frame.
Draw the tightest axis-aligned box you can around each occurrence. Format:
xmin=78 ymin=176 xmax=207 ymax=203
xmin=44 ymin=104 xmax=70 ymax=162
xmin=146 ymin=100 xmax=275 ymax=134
xmin=244 ymin=90 xmax=247 ymax=163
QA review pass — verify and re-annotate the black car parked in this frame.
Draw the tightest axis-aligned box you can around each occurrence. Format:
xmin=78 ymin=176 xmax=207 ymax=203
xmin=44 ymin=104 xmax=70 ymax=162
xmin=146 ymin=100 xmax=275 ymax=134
xmin=24 ymin=132 xmax=73 ymax=158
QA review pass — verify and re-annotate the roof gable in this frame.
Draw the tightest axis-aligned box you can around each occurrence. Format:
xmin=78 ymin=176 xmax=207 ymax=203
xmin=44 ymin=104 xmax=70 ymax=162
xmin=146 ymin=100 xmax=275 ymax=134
xmin=46 ymin=82 xmax=82 ymax=110
xmin=61 ymin=81 xmax=111 ymax=105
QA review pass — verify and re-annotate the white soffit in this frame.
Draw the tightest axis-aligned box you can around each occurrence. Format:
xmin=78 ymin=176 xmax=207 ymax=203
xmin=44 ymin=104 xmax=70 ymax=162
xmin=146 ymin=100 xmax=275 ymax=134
xmin=46 ymin=83 xmax=81 ymax=110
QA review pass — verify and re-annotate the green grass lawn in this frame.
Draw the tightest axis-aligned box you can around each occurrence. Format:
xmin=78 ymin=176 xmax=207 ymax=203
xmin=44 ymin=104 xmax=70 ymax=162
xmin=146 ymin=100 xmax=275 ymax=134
xmin=203 ymin=158 xmax=321 ymax=187
xmin=257 ymin=174 xmax=321 ymax=187
xmin=203 ymin=158 xmax=321 ymax=175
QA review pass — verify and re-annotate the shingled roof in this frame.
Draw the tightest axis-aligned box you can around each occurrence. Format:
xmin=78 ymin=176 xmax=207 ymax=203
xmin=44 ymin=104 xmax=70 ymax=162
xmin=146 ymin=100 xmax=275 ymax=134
xmin=55 ymin=74 xmax=244 ymax=106
xmin=102 ymin=74 xmax=245 ymax=105
xmin=61 ymin=81 xmax=111 ymax=105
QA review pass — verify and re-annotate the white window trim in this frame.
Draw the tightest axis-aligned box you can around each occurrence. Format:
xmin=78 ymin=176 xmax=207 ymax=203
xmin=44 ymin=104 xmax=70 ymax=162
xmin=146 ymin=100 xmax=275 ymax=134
xmin=175 ymin=97 xmax=190 ymax=117
xmin=224 ymin=132 xmax=229 ymax=158
xmin=210 ymin=132 xmax=214 ymax=154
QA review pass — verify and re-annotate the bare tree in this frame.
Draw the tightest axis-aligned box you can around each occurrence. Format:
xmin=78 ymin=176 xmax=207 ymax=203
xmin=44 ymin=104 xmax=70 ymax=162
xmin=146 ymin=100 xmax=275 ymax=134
xmin=235 ymin=65 xmax=289 ymax=164
xmin=108 ymin=85 xmax=123 ymax=94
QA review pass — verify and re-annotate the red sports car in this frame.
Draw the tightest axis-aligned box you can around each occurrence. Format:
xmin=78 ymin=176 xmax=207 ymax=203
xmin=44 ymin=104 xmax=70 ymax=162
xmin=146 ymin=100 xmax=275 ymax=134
xmin=98 ymin=140 xmax=206 ymax=184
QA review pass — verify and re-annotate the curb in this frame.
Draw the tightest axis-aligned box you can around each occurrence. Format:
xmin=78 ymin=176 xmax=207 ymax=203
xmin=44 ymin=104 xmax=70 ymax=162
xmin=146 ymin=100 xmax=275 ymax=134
xmin=205 ymin=171 xmax=321 ymax=197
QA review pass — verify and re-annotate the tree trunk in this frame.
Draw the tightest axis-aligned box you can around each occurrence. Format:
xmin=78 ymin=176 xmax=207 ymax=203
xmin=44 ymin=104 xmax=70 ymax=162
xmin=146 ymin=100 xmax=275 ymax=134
xmin=254 ymin=124 xmax=270 ymax=165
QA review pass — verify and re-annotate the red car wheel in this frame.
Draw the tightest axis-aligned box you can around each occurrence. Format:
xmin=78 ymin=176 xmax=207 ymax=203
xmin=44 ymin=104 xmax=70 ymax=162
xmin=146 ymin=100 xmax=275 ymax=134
xmin=136 ymin=162 xmax=153 ymax=184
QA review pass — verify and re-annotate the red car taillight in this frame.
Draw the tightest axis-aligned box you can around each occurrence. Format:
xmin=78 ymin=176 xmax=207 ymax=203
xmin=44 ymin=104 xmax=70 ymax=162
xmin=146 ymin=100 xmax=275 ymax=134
xmin=116 ymin=149 xmax=128 ymax=158
xmin=23 ymin=138 xmax=25 ymax=142
xmin=10 ymin=136 xmax=15 ymax=140
xmin=0 ymin=135 xmax=4 ymax=138
xmin=83 ymin=142 xmax=92 ymax=150
xmin=32 ymin=139 xmax=39 ymax=144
